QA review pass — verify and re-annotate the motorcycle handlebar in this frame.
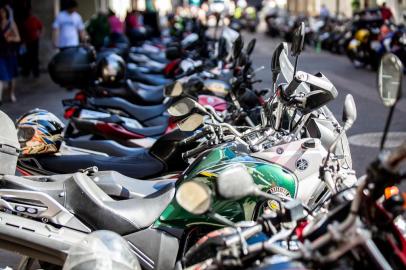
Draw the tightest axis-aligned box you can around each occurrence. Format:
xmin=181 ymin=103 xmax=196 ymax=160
xmin=183 ymin=144 xmax=210 ymax=159
xmin=179 ymin=128 xmax=211 ymax=147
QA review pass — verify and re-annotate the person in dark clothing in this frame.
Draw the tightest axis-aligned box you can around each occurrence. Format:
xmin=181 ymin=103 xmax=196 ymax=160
xmin=380 ymin=2 xmax=394 ymax=22
xmin=21 ymin=8 xmax=42 ymax=78
xmin=86 ymin=11 xmax=109 ymax=50
xmin=0 ymin=3 xmax=20 ymax=103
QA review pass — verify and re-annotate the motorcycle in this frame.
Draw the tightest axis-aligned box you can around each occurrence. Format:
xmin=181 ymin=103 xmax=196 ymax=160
xmin=346 ymin=9 xmax=384 ymax=70
xmin=0 ymin=24 xmax=355 ymax=270
xmin=171 ymin=53 xmax=406 ymax=270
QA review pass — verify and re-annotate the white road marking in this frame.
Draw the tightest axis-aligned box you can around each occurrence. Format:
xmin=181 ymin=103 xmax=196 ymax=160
xmin=349 ymin=132 xmax=406 ymax=148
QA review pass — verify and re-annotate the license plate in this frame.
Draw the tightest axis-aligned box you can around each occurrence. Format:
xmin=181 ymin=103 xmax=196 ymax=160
xmin=121 ymin=117 xmax=143 ymax=129
xmin=79 ymin=109 xmax=110 ymax=119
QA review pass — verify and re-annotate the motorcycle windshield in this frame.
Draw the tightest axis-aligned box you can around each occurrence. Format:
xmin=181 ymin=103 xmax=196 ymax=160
xmin=279 ymin=46 xmax=352 ymax=169
xmin=279 ymin=46 xmax=335 ymax=118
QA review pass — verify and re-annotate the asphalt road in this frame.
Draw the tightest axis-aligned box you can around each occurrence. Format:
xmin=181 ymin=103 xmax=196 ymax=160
xmin=247 ymin=31 xmax=406 ymax=175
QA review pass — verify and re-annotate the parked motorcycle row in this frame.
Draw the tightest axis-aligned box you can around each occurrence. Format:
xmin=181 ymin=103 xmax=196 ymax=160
xmin=230 ymin=5 xmax=259 ymax=33
xmin=265 ymin=8 xmax=406 ymax=71
xmin=0 ymin=19 xmax=405 ymax=270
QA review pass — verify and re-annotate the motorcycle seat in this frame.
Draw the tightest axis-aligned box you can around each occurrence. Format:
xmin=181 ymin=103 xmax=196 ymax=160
xmin=127 ymin=67 xmax=172 ymax=86
xmin=122 ymin=123 xmax=167 ymax=137
xmin=64 ymin=172 xmax=175 ymax=234
xmin=1 ymin=171 xmax=175 ymax=201
xmin=129 ymin=64 xmax=165 ymax=74
xmin=136 ymin=82 xmax=165 ymax=91
xmin=65 ymin=138 xmax=151 ymax=157
xmin=88 ymin=97 xmax=168 ymax=121
xmin=0 ymin=172 xmax=175 ymax=234
xmin=126 ymin=80 xmax=164 ymax=104
xmin=146 ymin=53 xmax=168 ymax=64
xmin=25 ymin=148 xmax=165 ymax=179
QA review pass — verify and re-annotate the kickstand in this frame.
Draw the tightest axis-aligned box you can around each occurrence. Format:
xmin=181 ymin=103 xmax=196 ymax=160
xmin=16 ymin=256 xmax=35 ymax=270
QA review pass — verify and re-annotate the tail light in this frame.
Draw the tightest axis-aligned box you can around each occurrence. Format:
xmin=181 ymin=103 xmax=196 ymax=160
xmin=164 ymin=59 xmax=181 ymax=77
xmin=165 ymin=117 xmax=178 ymax=133
xmin=64 ymin=107 xmax=77 ymax=119
xmin=74 ymin=91 xmax=87 ymax=103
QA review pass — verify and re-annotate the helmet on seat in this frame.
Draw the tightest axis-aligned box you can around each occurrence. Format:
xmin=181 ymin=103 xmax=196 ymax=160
xmin=16 ymin=109 xmax=65 ymax=155
xmin=96 ymin=53 xmax=126 ymax=86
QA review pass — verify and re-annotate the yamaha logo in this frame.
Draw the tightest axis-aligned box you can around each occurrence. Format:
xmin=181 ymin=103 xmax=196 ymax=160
xmin=296 ymin=158 xmax=309 ymax=171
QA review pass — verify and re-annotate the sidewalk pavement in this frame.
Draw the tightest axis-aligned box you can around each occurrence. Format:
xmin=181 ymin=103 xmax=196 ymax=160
xmin=1 ymin=73 xmax=71 ymax=121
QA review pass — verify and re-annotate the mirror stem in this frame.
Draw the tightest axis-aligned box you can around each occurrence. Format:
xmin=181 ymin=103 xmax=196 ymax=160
xmin=209 ymin=212 xmax=236 ymax=227
xmin=293 ymin=55 xmax=299 ymax=77
xmin=380 ymin=105 xmax=396 ymax=151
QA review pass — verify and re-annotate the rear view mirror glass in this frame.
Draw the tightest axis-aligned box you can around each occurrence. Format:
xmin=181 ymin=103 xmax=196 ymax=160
xmin=271 ymin=43 xmax=287 ymax=83
xmin=164 ymin=81 xmax=183 ymax=97
xmin=246 ymin=38 xmax=256 ymax=55
xmin=176 ymin=181 xmax=211 ymax=215
xmin=167 ymin=97 xmax=197 ymax=117
xmin=233 ymin=35 xmax=244 ymax=59
xmin=291 ymin=22 xmax=305 ymax=57
xmin=217 ymin=165 xmax=255 ymax=199
xmin=302 ymin=90 xmax=335 ymax=114
xmin=342 ymin=94 xmax=357 ymax=129
xmin=378 ymin=53 xmax=403 ymax=107
xmin=178 ymin=113 xmax=204 ymax=131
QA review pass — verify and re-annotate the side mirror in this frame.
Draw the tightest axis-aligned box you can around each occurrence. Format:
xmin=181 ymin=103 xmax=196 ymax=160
xmin=324 ymin=94 xmax=358 ymax=166
xmin=217 ymin=165 xmax=255 ymax=199
xmin=167 ymin=97 xmax=199 ymax=117
xmin=177 ymin=113 xmax=204 ymax=131
xmin=378 ymin=53 xmax=403 ymax=107
xmin=176 ymin=181 xmax=212 ymax=215
xmin=246 ymin=38 xmax=256 ymax=56
xmin=233 ymin=35 xmax=244 ymax=60
xmin=164 ymin=81 xmax=183 ymax=97
xmin=302 ymin=89 xmax=335 ymax=114
xmin=237 ymin=53 xmax=248 ymax=68
xmin=342 ymin=94 xmax=357 ymax=130
xmin=377 ymin=53 xmax=403 ymax=150
xmin=271 ymin=43 xmax=286 ymax=84
xmin=291 ymin=22 xmax=305 ymax=57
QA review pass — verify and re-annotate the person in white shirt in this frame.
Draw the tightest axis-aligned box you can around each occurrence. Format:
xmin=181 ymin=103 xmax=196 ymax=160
xmin=52 ymin=0 xmax=86 ymax=49
xmin=320 ymin=4 xmax=330 ymax=20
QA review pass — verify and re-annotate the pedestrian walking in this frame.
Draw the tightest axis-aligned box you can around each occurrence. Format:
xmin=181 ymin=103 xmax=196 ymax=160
xmin=320 ymin=4 xmax=330 ymax=20
xmin=380 ymin=2 xmax=394 ymax=22
xmin=52 ymin=0 xmax=85 ymax=49
xmin=86 ymin=11 xmax=109 ymax=50
xmin=0 ymin=3 xmax=20 ymax=104
xmin=21 ymin=8 xmax=42 ymax=78
xmin=125 ymin=10 xmax=139 ymax=34
xmin=108 ymin=9 xmax=124 ymax=34
xmin=107 ymin=9 xmax=126 ymax=45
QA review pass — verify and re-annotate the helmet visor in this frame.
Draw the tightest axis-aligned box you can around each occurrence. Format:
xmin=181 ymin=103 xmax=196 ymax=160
xmin=17 ymin=126 xmax=35 ymax=143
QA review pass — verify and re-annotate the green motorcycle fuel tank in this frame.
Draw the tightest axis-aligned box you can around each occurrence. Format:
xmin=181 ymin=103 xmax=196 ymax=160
xmin=154 ymin=143 xmax=298 ymax=229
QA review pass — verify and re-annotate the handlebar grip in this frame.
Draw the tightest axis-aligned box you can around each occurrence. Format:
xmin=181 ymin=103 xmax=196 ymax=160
xmin=184 ymin=144 xmax=210 ymax=159
xmin=179 ymin=129 xmax=209 ymax=146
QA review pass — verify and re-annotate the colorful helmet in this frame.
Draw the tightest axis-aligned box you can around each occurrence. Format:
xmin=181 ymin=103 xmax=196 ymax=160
xmin=354 ymin=29 xmax=370 ymax=43
xmin=16 ymin=109 xmax=65 ymax=155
